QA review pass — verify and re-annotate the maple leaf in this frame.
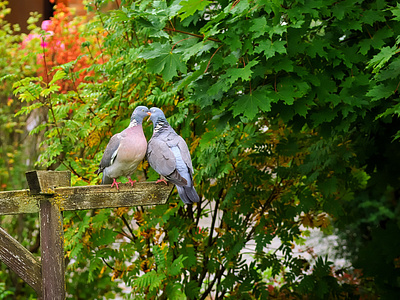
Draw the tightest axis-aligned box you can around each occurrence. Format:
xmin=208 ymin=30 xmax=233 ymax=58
xmin=255 ymin=39 xmax=286 ymax=59
xmin=178 ymin=0 xmax=211 ymax=20
xmin=223 ymin=59 xmax=259 ymax=86
xmin=233 ymin=88 xmax=273 ymax=119
xmin=368 ymin=46 xmax=397 ymax=73
xmin=140 ymin=43 xmax=187 ymax=81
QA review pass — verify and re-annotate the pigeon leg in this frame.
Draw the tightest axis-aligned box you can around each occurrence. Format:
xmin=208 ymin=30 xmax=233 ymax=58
xmin=111 ymin=178 xmax=121 ymax=190
xmin=156 ymin=178 xmax=168 ymax=185
xmin=127 ymin=177 xmax=137 ymax=186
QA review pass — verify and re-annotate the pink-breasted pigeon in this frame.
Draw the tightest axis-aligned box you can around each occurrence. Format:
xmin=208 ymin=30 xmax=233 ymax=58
xmin=146 ymin=107 xmax=200 ymax=204
xmin=95 ymin=106 xmax=149 ymax=189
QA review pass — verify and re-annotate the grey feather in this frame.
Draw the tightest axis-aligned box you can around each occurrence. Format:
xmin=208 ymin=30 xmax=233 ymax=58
xmin=147 ymin=107 xmax=200 ymax=204
xmin=95 ymin=134 xmax=122 ymax=177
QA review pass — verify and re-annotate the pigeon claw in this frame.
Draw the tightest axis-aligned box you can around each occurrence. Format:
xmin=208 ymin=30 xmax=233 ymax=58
xmin=156 ymin=178 xmax=168 ymax=185
xmin=127 ymin=177 xmax=137 ymax=186
xmin=111 ymin=178 xmax=121 ymax=190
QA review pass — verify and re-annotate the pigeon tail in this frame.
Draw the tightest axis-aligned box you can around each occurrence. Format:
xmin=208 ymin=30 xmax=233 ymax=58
xmin=176 ymin=185 xmax=200 ymax=204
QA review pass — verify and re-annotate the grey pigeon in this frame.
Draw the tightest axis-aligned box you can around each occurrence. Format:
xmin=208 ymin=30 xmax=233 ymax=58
xmin=147 ymin=107 xmax=200 ymax=204
xmin=95 ymin=106 xmax=149 ymax=189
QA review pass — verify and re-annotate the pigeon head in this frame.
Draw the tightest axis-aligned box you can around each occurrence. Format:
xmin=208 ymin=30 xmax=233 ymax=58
xmin=130 ymin=106 xmax=149 ymax=125
xmin=147 ymin=107 xmax=168 ymax=125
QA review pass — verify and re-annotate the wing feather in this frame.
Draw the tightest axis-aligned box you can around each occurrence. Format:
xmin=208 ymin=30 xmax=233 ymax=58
xmin=147 ymin=137 xmax=176 ymax=176
xmin=95 ymin=133 xmax=121 ymax=174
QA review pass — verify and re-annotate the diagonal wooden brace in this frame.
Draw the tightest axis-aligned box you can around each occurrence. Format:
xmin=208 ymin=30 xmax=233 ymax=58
xmin=0 ymin=226 xmax=42 ymax=296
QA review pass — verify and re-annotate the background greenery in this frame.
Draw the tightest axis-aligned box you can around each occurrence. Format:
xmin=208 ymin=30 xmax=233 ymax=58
xmin=1 ymin=0 xmax=400 ymax=299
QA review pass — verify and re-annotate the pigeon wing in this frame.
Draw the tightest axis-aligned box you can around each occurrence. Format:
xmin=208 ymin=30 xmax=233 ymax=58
xmin=95 ymin=133 xmax=121 ymax=174
xmin=176 ymin=136 xmax=194 ymax=175
xmin=147 ymin=136 xmax=187 ymax=186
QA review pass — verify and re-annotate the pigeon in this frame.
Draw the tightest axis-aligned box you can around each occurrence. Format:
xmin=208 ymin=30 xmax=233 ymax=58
xmin=95 ymin=106 xmax=149 ymax=189
xmin=146 ymin=107 xmax=200 ymax=204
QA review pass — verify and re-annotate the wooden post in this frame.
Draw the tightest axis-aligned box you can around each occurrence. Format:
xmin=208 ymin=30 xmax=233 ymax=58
xmin=27 ymin=171 xmax=70 ymax=300
xmin=40 ymin=200 xmax=65 ymax=299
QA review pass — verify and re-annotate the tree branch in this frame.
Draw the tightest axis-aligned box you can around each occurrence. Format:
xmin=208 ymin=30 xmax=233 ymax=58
xmin=198 ymin=188 xmax=224 ymax=287
xmin=163 ymin=27 xmax=221 ymax=43
xmin=120 ymin=214 xmax=136 ymax=241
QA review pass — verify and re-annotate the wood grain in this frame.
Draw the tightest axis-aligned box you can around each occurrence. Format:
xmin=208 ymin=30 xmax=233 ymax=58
xmin=54 ymin=182 xmax=173 ymax=211
xmin=40 ymin=200 xmax=65 ymax=300
xmin=0 ymin=226 xmax=42 ymax=296
xmin=0 ymin=183 xmax=173 ymax=215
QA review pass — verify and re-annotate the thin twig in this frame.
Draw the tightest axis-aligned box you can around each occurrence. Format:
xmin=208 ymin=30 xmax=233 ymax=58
xmin=115 ymin=229 xmax=135 ymax=242
xmin=101 ymin=257 xmax=115 ymax=270
xmin=163 ymin=27 xmax=221 ymax=43
xmin=41 ymin=36 xmax=49 ymax=84
xmin=198 ymin=188 xmax=224 ymax=287
xmin=200 ymin=266 xmax=226 ymax=300
xmin=171 ymin=36 xmax=197 ymax=52
xmin=120 ymin=214 xmax=136 ymax=241
xmin=132 ymin=23 xmax=141 ymax=47
xmin=62 ymin=161 xmax=90 ymax=182
xmin=205 ymin=44 xmax=224 ymax=73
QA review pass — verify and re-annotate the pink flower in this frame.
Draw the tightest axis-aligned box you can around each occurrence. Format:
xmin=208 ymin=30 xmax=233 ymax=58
xmin=20 ymin=33 xmax=40 ymax=49
xmin=40 ymin=41 xmax=48 ymax=48
xmin=41 ymin=20 xmax=52 ymax=31
xmin=55 ymin=40 xmax=65 ymax=50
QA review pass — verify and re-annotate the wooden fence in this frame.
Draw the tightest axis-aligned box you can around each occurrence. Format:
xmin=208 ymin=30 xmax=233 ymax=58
xmin=0 ymin=171 xmax=173 ymax=299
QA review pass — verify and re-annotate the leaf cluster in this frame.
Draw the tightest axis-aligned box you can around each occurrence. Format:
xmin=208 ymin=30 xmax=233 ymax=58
xmin=6 ymin=0 xmax=400 ymax=299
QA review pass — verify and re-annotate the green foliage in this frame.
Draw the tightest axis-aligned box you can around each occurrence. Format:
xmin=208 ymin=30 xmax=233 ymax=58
xmin=0 ymin=1 xmax=41 ymax=190
xmin=0 ymin=3 xmax=44 ymax=298
xmin=5 ymin=0 xmax=400 ymax=299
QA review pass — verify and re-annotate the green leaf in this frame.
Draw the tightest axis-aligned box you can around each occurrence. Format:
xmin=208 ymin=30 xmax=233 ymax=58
xmin=180 ymin=41 xmax=217 ymax=62
xmin=175 ymin=63 xmax=207 ymax=91
xmin=91 ymin=229 xmax=117 ymax=247
xmin=319 ymin=177 xmax=338 ymax=196
xmin=366 ymin=84 xmax=394 ymax=101
xmin=169 ymin=255 xmax=187 ymax=276
xmin=133 ymin=271 xmax=166 ymax=292
xmin=250 ymin=17 xmax=268 ymax=39
xmin=141 ymin=43 xmax=187 ymax=81
xmin=166 ymin=282 xmax=186 ymax=299
xmin=223 ymin=59 xmax=259 ymax=85
xmin=178 ymin=0 xmax=211 ymax=20
xmin=391 ymin=3 xmax=400 ymax=21
xmin=255 ymin=39 xmax=286 ymax=58
xmin=232 ymin=88 xmax=274 ymax=119
xmin=368 ymin=46 xmax=397 ymax=73
xmin=49 ymin=69 xmax=67 ymax=86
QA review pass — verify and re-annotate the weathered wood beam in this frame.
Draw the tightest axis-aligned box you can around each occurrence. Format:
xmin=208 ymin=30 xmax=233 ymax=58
xmin=0 ymin=183 xmax=173 ymax=215
xmin=0 ymin=190 xmax=40 ymax=215
xmin=54 ymin=182 xmax=173 ymax=210
xmin=0 ymin=226 xmax=42 ymax=296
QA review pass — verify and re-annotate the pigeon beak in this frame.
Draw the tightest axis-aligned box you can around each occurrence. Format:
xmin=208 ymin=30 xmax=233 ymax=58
xmin=146 ymin=111 xmax=151 ymax=122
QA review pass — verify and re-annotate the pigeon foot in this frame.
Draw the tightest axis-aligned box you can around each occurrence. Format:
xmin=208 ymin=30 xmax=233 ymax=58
xmin=127 ymin=177 xmax=137 ymax=186
xmin=156 ymin=178 xmax=168 ymax=185
xmin=111 ymin=178 xmax=121 ymax=190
